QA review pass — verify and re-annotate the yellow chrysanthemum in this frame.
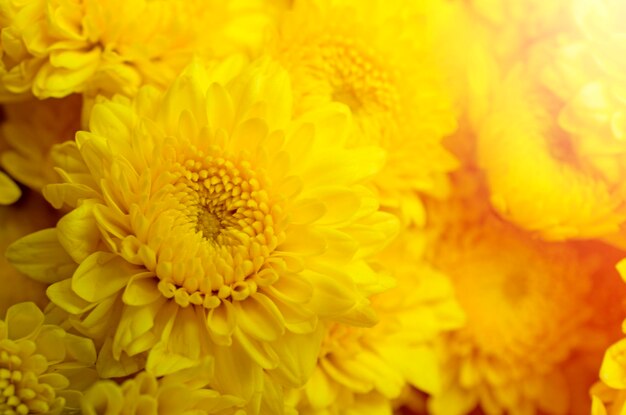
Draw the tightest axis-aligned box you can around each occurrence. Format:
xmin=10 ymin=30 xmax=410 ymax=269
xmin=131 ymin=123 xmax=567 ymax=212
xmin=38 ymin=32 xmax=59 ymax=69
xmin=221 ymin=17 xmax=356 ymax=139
xmin=0 ymin=302 xmax=97 ymax=414
xmin=289 ymin=229 xmax=463 ymax=415
xmin=0 ymin=0 xmax=275 ymax=101
xmin=1 ymin=95 xmax=82 ymax=192
xmin=479 ymin=61 xmax=626 ymax=241
xmin=425 ymin=170 xmax=625 ymax=415
xmin=0 ymin=191 xmax=57 ymax=315
xmin=268 ymin=0 xmax=458 ymax=223
xmin=7 ymin=57 xmax=397 ymax=397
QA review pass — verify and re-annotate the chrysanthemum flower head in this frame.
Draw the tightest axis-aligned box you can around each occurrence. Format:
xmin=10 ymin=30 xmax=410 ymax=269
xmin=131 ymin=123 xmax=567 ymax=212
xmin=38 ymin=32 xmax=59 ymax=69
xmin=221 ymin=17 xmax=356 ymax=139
xmin=479 ymin=60 xmax=626 ymax=241
xmin=267 ymin=0 xmax=458 ymax=223
xmin=425 ymin=170 xmax=626 ymax=415
xmin=0 ymin=95 xmax=82 ymax=192
xmin=7 ymin=56 xmax=397 ymax=396
xmin=290 ymin=228 xmax=463 ymax=414
xmin=0 ymin=302 xmax=97 ymax=414
xmin=0 ymin=0 xmax=275 ymax=100
xmin=478 ymin=0 xmax=626 ymax=242
xmin=0 ymin=191 xmax=57 ymax=315
xmin=541 ymin=0 xmax=626 ymax=230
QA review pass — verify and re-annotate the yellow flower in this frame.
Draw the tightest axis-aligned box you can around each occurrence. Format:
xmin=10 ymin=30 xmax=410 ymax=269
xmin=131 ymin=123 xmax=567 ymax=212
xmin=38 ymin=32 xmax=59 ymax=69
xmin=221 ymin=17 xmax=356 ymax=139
xmin=0 ymin=0 xmax=274 ymax=100
xmin=479 ymin=62 xmax=626 ymax=241
xmin=542 ymin=0 xmax=626 ymax=239
xmin=1 ymin=95 xmax=83 ymax=192
xmin=425 ymin=170 xmax=626 ymax=415
xmin=0 ymin=301 xmax=97 ymax=414
xmin=479 ymin=0 xmax=626 ymax=242
xmin=289 ymin=229 xmax=463 ymax=415
xmin=7 ymin=57 xmax=397 ymax=395
xmin=0 ymin=191 xmax=57 ymax=315
xmin=268 ymin=0 xmax=458 ymax=223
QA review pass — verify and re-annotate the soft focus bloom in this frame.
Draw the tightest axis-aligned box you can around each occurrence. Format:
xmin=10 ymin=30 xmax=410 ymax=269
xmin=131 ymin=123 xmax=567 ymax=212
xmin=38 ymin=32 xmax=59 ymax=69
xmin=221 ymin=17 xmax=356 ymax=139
xmin=0 ymin=0 xmax=275 ymax=101
xmin=424 ymin=169 xmax=625 ymax=415
xmin=0 ymin=302 xmax=97 ymax=414
xmin=7 ymin=57 xmax=397 ymax=399
xmin=1 ymin=95 xmax=82 ymax=191
xmin=268 ymin=0 xmax=458 ymax=223
xmin=479 ymin=0 xmax=626 ymax=242
xmin=290 ymin=229 xmax=463 ymax=415
xmin=479 ymin=61 xmax=626 ymax=241
xmin=0 ymin=191 xmax=57 ymax=315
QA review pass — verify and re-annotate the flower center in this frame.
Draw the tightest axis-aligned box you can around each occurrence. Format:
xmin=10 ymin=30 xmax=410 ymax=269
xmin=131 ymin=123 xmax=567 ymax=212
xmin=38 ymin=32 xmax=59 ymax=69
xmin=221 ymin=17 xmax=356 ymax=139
xmin=445 ymin=228 xmax=592 ymax=363
xmin=196 ymin=210 xmax=222 ymax=241
xmin=0 ymin=343 xmax=57 ymax=415
xmin=153 ymin=146 xmax=285 ymax=308
xmin=285 ymin=34 xmax=399 ymax=118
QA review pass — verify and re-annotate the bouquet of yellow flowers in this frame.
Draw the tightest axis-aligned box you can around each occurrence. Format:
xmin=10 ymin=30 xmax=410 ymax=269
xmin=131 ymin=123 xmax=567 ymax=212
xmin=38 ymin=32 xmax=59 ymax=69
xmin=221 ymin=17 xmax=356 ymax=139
xmin=1 ymin=0 xmax=625 ymax=414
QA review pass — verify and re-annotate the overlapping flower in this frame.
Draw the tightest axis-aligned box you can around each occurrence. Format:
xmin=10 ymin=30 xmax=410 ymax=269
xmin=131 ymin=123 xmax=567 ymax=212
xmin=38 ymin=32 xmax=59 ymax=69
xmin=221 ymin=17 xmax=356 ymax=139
xmin=1 ymin=0 xmax=626 ymax=414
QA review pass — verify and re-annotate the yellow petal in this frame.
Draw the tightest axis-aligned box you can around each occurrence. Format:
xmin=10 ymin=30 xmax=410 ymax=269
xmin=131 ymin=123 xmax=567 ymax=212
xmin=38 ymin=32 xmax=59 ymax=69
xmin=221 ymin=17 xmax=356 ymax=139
xmin=206 ymin=300 xmax=237 ymax=346
xmin=234 ymin=293 xmax=285 ymax=342
xmin=290 ymin=199 xmax=326 ymax=225
xmin=82 ymin=380 xmax=125 ymax=414
xmin=113 ymin=302 xmax=159 ymax=359
xmin=279 ymin=226 xmax=326 ymax=256
xmin=309 ymin=186 xmax=361 ymax=226
xmin=63 ymin=333 xmax=97 ymax=365
xmin=97 ymin=338 xmax=144 ymax=379
xmin=71 ymin=252 xmax=136 ymax=302
xmin=305 ymin=367 xmax=335 ymax=409
xmin=304 ymin=270 xmax=357 ymax=319
xmin=5 ymin=302 xmax=44 ymax=340
xmin=57 ymin=200 xmax=101 ymax=263
xmin=600 ymin=338 xmax=626 ymax=389
xmin=43 ymin=182 xmax=100 ymax=210
xmin=0 ymin=172 xmax=21 ymax=205
xmin=206 ymin=83 xmax=235 ymax=134
xmin=270 ymin=328 xmax=324 ymax=387
xmin=6 ymin=228 xmax=77 ymax=284
xmin=122 ymin=273 xmax=161 ymax=306
xmin=47 ymin=279 xmax=92 ymax=315
xmin=234 ymin=329 xmax=279 ymax=369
